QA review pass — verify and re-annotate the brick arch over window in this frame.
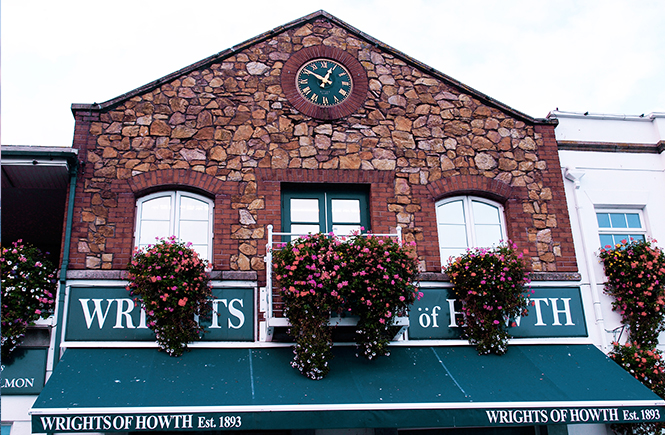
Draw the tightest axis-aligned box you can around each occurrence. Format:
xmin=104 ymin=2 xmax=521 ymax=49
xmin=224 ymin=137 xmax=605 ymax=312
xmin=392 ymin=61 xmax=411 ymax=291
xmin=426 ymin=174 xmax=526 ymax=204
xmin=107 ymin=169 xmax=237 ymax=270
xmin=127 ymin=169 xmax=227 ymax=197
xmin=418 ymin=175 xmax=530 ymax=272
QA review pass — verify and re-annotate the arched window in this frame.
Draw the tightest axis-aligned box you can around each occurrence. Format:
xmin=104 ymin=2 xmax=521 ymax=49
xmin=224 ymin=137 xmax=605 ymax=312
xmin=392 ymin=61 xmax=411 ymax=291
xmin=436 ymin=196 xmax=506 ymax=264
xmin=135 ymin=191 xmax=214 ymax=262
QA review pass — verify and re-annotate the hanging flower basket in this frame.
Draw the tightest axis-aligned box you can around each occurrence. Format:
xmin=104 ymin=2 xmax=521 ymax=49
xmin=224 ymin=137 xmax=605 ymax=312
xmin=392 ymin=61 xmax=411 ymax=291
xmin=273 ymin=232 xmax=419 ymax=380
xmin=127 ymin=237 xmax=211 ymax=357
xmin=339 ymin=235 xmax=420 ymax=360
xmin=1 ymin=240 xmax=57 ymax=360
xmin=609 ymin=341 xmax=665 ymax=435
xmin=444 ymin=242 xmax=531 ymax=355
xmin=599 ymin=238 xmax=665 ymax=347
xmin=599 ymin=238 xmax=665 ymax=434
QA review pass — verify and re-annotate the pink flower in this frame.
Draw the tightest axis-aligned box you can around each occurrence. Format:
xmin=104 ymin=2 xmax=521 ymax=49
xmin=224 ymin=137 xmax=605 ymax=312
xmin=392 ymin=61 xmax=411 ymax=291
xmin=178 ymin=297 xmax=188 ymax=307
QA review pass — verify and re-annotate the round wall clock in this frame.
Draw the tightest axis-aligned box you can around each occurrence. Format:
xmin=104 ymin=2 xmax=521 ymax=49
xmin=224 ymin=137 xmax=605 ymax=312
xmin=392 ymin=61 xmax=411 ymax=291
xmin=281 ymin=46 xmax=368 ymax=120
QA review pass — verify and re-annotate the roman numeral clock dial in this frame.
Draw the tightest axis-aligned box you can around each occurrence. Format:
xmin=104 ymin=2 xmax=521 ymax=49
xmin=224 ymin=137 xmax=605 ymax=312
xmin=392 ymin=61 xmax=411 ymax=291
xmin=296 ymin=60 xmax=353 ymax=107
xmin=281 ymin=46 xmax=368 ymax=120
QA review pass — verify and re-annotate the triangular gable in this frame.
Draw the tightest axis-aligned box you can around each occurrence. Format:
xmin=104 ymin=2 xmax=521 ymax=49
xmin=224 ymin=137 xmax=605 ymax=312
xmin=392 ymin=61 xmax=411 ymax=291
xmin=72 ymin=10 xmax=552 ymax=125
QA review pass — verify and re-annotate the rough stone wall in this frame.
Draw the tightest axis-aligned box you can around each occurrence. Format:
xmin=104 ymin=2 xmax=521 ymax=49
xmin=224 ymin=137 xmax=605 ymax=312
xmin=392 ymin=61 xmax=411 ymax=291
xmin=70 ymin=17 xmax=577 ymax=276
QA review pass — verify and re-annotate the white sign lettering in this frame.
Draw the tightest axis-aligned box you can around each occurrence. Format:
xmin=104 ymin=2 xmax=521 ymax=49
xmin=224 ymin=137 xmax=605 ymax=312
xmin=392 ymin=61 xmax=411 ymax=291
xmin=2 ymin=377 xmax=35 ymax=389
xmin=37 ymin=414 xmax=246 ymax=432
xmin=485 ymin=407 xmax=632 ymax=425
xmin=210 ymin=299 xmax=245 ymax=329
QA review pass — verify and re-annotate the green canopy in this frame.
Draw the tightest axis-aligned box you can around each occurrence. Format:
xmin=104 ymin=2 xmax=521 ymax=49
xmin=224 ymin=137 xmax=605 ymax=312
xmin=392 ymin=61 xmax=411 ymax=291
xmin=31 ymin=345 xmax=665 ymax=432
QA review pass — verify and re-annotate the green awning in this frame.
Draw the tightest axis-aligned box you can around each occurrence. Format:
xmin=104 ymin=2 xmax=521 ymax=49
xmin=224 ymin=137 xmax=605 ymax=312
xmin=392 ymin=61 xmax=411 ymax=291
xmin=31 ymin=345 xmax=665 ymax=432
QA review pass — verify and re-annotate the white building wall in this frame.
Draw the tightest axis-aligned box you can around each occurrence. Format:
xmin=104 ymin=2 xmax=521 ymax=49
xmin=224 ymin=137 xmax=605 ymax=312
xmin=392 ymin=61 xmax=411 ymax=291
xmin=554 ymin=111 xmax=665 ymax=353
xmin=1 ymin=396 xmax=38 ymax=435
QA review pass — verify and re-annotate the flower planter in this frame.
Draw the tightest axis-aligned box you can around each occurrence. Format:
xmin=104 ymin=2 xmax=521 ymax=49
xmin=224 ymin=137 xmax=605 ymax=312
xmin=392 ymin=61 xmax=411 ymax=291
xmin=444 ymin=242 xmax=531 ymax=356
xmin=1 ymin=240 xmax=56 ymax=360
xmin=270 ymin=231 xmax=420 ymax=379
xmin=126 ymin=237 xmax=211 ymax=357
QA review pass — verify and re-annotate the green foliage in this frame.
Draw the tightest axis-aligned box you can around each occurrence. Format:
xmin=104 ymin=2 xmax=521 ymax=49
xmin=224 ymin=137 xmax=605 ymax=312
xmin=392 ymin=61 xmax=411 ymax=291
xmin=1 ymin=240 xmax=57 ymax=360
xmin=127 ymin=237 xmax=211 ymax=357
xmin=273 ymin=232 xmax=420 ymax=380
xmin=444 ymin=242 xmax=530 ymax=355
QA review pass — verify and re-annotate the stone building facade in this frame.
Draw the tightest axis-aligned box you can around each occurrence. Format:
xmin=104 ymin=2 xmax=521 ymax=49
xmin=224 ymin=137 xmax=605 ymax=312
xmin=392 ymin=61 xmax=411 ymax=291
xmin=69 ymin=11 xmax=576 ymax=281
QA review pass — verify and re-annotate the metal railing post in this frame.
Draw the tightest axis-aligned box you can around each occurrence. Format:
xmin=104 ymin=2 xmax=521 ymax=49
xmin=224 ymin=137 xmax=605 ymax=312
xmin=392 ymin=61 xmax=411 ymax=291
xmin=265 ymin=225 xmax=273 ymax=320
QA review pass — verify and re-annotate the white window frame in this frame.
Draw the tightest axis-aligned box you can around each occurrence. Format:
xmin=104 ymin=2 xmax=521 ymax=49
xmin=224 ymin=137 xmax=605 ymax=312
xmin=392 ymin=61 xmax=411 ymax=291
xmin=595 ymin=208 xmax=647 ymax=248
xmin=436 ymin=196 xmax=507 ymax=265
xmin=134 ymin=191 xmax=214 ymax=262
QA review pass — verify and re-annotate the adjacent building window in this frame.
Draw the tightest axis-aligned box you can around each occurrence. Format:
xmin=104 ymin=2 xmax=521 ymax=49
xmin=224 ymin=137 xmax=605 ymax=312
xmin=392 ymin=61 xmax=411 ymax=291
xmin=135 ymin=191 xmax=214 ymax=261
xmin=281 ymin=184 xmax=370 ymax=238
xmin=436 ymin=196 xmax=506 ymax=264
xmin=596 ymin=210 xmax=646 ymax=248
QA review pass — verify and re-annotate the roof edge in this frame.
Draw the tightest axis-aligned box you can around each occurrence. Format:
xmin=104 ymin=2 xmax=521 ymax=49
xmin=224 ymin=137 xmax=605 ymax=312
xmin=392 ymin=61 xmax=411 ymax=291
xmin=557 ymin=140 xmax=664 ymax=154
xmin=548 ymin=110 xmax=665 ymax=122
xmin=71 ymin=10 xmax=552 ymax=125
xmin=2 ymin=145 xmax=78 ymax=160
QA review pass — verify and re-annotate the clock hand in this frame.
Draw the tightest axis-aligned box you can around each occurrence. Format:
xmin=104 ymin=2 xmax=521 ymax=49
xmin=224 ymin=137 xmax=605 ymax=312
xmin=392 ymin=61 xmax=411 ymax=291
xmin=321 ymin=68 xmax=333 ymax=88
xmin=302 ymin=69 xmax=332 ymax=86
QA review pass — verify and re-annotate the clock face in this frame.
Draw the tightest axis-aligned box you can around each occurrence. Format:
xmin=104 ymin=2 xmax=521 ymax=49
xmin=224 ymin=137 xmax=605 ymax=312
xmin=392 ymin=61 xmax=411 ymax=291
xmin=296 ymin=59 xmax=353 ymax=107
xmin=281 ymin=46 xmax=368 ymax=120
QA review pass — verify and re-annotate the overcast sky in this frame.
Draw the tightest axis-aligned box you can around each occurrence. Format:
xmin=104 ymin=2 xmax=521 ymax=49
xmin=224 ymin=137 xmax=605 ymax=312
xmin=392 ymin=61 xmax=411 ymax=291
xmin=2 ymin=0 xmax=664 ymax=148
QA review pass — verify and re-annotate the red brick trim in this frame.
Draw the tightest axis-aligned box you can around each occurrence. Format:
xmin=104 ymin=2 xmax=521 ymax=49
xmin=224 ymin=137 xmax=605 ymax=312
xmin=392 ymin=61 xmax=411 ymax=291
xmin=535 ymin=124 xmax=579 ymax=273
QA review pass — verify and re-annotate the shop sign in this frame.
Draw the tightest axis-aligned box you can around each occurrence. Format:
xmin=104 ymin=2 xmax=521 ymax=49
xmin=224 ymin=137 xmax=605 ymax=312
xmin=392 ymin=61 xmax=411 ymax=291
xmin=31 ymin=405 xmax=664 ymax=432
xmin=409 ymin=287 xmax=587 ymax=339
xmin=1 ymin=348 xmax=48 ymax=395
xmin=64 ymin=287 xmax=253 ymax=342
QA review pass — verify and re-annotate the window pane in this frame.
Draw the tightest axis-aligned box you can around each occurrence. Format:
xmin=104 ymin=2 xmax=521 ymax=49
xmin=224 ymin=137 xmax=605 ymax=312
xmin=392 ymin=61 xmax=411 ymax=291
xmin=331 ymin=199 xmax=361 ymax=223
xmin=180 ymin=196 xmax=209 ymax=221
xmin=596 ymin=213 xmax=611 ymax=228
xmin=441 ymin=247 xmax=466 ymax=263
xmin=472 ymin=200 xmax=500 ymax=224
xmin=630 ymin=234 xmax=645 ymax=242
xmin=139 ymin=220 xmax=170 ymax=247
xmin=626 ymin=213 xmax=641 ymax=228
xmin=291 ymin=199 xmax=319 ymax=222
xmin=332 ymin=224 xmax=361 ymax=236
xmin=599 ymin=234 xmax=615 ymax=249
xmin=475 ymin=224 xmax=503 ymax=248
xmin=609 ymin=213 xmax=627 ymax=228
xmin=437 ymin=200 xmax=465 ymax=224
xmin=141 ymin=196 xmax=171 ymax=221
xmin=290 ymin=224 xmax=320 ymax=236
xmin=179 ymin=220 xmax=209 ymax=245
xmin=438 ymin=224 xmax=468 ymax=249
xmin=189 ymin=244 xmax=209 ymax=261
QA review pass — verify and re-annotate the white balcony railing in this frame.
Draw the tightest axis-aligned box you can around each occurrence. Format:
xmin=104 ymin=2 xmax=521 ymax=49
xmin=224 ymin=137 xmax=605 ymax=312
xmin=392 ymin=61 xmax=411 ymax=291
xmin=261 ymin=225 xmax=408 ymax=341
